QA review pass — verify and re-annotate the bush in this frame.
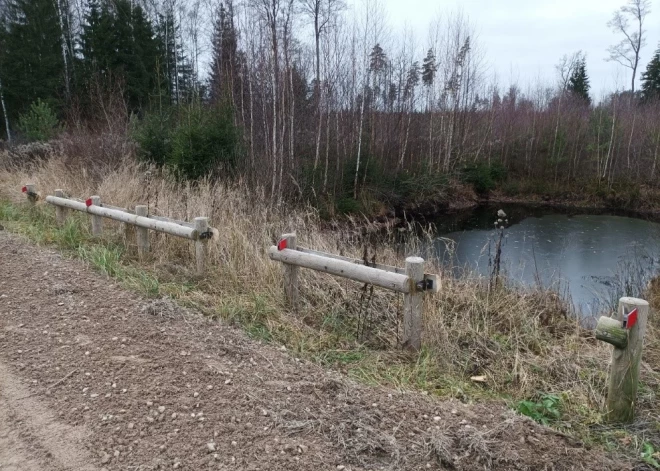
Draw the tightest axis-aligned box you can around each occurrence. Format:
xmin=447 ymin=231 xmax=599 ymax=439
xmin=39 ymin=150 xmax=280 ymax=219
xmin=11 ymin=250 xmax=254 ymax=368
xmin=336 ymin=197 xmax=361 ymax=215
xmin=168 ymin=104 xmax=239 ymax=180
xmin=461 ymin=162 xmax=507 ymax=194
xmin=18 ymin=99 xmax=62 ymax=142
xmin=132 ymin=108 xmax=173 ymax=166
xmin=134 ymin=102 xmax=240 ymax=180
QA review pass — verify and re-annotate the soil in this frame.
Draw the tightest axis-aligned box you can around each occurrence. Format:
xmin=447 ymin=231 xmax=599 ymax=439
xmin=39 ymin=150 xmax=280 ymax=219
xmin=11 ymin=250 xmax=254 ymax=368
xmin=0 ymin=230 xmax=637 ymax=470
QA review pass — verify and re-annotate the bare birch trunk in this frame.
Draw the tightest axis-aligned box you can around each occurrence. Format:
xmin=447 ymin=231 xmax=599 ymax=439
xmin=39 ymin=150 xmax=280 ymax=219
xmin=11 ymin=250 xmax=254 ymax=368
xmin=354 ymin=84 xmax=367 ymax=199
xmin=56 ymin=0 xmax=71 ymax=100
xmin=626 ymin=112 xmax=636 ymax=173
xmin=0 ymin=78 xmax=10 ymax=143
xmin=322 ymin=97 xmax=331 ymax=193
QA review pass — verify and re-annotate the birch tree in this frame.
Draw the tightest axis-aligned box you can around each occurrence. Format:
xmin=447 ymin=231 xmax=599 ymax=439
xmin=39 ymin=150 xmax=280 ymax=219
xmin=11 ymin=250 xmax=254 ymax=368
xmin=606 ymin=0 xmax=651 ymax=93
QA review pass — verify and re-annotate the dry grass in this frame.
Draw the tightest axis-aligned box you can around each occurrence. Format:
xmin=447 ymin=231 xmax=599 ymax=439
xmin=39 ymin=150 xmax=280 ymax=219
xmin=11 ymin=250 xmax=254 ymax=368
xmin=1 ymin=147 xmax=659 ymax=462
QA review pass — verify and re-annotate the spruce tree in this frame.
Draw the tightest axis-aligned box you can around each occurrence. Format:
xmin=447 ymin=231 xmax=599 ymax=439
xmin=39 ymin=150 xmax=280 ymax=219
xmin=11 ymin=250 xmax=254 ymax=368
xmin=209 ymin=2 xmax=239 ymax=104
xmin=79 ymin=0 xmax=115 ymax=76
xmin=80 ymin=0 xmax=159 ymax=114
xmin=568 ymin=58 xmax=591 ymax=105
xmin=0 ymin=0 xmax=65 ymax=127
xmin=155 ymin=7 xmax=192 ymax=104
xmin=421 ymin=49 xmax=437 ymax=87
xmin=641 ymin=45 xmax=660 ymax=101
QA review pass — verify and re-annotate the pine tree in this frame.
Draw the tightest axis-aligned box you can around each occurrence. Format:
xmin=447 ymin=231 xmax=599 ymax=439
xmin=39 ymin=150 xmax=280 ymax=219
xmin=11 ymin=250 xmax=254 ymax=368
xmin=567 ymin=58 xmax=591 ymax=105
xmin=0 ymin=0 xmax=66 ymax=128
xmin=641 ymin=45 xmax=660 ymax=101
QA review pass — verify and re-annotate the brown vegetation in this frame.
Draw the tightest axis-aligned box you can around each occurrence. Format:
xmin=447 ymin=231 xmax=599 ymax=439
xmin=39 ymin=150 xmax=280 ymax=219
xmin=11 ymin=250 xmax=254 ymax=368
xmin=1 ymin=147 xmax=659 ymax=464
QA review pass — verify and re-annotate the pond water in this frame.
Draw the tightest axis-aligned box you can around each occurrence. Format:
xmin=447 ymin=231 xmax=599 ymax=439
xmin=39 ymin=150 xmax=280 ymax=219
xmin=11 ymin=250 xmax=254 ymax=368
xmin=431 ymin=205 xmax=660 ymax=318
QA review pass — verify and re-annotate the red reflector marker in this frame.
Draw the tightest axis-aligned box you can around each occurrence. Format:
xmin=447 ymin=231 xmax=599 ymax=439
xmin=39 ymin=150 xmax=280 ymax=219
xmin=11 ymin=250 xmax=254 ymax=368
xmin=85 ymin=198 xmax=93 ymax=207
xmin=623 ymin=308 xmax=638 ymax=329
xmin=277 ymin=238 xmax=288 ymax=251
xmin=21 ymin=186 xmax=27 ymax=193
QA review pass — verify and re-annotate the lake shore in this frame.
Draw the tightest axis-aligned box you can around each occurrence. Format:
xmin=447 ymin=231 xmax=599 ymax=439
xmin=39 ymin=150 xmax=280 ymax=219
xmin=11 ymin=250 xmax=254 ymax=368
xmin=386 ymin=180 xmax=660 ymax=227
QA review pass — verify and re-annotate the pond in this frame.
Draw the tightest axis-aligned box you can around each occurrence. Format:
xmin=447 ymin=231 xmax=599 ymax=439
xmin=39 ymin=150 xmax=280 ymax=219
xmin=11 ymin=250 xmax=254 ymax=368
xmin=431 ymin=205 xmax=660 ymax=318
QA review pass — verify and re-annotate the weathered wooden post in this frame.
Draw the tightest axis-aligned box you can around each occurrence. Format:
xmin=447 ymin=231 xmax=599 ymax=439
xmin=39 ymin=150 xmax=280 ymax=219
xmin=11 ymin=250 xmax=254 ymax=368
xmin=596 ymin=296 xmax=650 ymax=423
xmin=54 ymin=189 xmax=68 ymax=226
xmin=123 ymin=221 xmax=135 ymax=249
xmin=194 ymin=217 xmax=209 ymax=276
xmin=24 ymin=184 xmax=37 ymax=204
xmin=402 ymin=256 xmax=425 ymax=351
xmin=281 ymin=233 xmax=299 ymax=311
xmin=89 ymin=196 xmax=103 ymax=236
xmin=135 ymin=205 xmax=150 ymax=258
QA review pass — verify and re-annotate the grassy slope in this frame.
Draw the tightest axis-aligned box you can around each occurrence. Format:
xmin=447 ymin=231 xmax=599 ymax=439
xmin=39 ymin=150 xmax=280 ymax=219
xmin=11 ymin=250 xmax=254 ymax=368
xmin=0 ymin=155 xmax=658 ymax=466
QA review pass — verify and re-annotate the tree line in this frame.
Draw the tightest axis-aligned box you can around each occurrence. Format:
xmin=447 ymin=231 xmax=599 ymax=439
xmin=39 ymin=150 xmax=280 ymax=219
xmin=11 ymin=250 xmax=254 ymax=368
xmin=1 ymin=0 xmax=660 ymax=212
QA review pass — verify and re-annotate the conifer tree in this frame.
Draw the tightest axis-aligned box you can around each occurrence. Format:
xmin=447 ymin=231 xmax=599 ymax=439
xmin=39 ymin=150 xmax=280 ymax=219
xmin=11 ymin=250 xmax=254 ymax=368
xmin=0 ymin=0 xmax=65 ymax=127
xmin=421 ymin=49 xmax=437 ymax=87
xmin=209 ymin=2 xmax=239 ymax=104
xmin=79 ymin=0 xmax=115 ymax=77
xmin=80 ymin=0 xmax=159 ymax=114
xmin=155 ymin=5 xmax=193 ymax=104
xmin=568 ymin=58 xmax=591 ymax=105
xmin=641 ymin=45 xmax=660 ymax=101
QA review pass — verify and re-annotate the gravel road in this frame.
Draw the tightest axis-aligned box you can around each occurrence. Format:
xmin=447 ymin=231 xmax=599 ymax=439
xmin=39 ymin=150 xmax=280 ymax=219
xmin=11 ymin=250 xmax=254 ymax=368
xmin=0 ymin=230 xmax=632 ymax=470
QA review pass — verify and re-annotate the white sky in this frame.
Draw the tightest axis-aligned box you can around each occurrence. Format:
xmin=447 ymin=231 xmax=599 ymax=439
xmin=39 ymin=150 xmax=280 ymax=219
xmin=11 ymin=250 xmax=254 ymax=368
xmin=379 ymin=0 xmax=660 ymax=97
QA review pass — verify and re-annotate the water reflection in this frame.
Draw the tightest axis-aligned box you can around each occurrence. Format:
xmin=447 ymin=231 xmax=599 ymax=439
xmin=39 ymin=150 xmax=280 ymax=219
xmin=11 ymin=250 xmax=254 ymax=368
xmin=433 ymin=209 xmax=660 ymax=318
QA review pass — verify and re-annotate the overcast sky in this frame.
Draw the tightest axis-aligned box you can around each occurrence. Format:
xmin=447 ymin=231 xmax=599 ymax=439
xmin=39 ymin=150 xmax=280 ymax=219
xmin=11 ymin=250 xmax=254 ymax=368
xmin=380 ymin=0 xmax=660 ymax=98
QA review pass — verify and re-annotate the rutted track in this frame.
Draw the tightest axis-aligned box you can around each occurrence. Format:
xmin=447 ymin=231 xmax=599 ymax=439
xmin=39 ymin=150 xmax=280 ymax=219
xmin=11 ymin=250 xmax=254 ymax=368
xmin=0 ymin=230 xmax=632 ymax=470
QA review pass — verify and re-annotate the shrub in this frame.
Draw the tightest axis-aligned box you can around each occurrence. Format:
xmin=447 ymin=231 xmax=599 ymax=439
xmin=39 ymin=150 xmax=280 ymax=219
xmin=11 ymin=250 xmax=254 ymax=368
xmin=132 ymin=107 xmax=173 ymax=166
xmin=18 ymin=99 xmax=62 ymax=142
xmin=134 ymin=102 xmax=240 ymax=180
xmin=461 ymin=162 xmax=507 ymax=194
xmin=336 ymin=197 xmax=361 ymax=215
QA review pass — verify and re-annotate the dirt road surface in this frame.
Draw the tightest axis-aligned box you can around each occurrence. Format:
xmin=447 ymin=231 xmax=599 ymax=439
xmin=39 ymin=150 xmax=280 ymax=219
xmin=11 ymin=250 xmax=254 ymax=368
xmin=0 ymin=230 xmax=632 ymax=470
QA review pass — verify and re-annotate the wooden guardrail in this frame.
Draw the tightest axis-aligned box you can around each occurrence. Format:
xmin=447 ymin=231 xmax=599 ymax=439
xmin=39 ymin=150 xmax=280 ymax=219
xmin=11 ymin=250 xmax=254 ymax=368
xmin=23 ymin=184 xmax=212 ymax=276
xmin=269 ymin=233 xmax=439 ymax=351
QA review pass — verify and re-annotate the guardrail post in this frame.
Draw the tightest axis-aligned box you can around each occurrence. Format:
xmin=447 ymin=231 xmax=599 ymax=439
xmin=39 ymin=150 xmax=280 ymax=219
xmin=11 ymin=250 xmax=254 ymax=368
xmin=402 ymin=256 xmax=424 ymax=351
xmin=596 ymin=296 xmax=650 ymax=423
xmin=135 ymin=205 xmax=149 ymax=258
xmin=25 ymin=183 xmax=37 ymax=204
xmin=54 ymin=190 xmax=68 ymax=226
xmin=90 ymin=196 xmax=103 ymax=236
xmin=281 ymin=233 xmax=299 ymax=311
xmin=194 ymin=217 xmax=209 ymax=276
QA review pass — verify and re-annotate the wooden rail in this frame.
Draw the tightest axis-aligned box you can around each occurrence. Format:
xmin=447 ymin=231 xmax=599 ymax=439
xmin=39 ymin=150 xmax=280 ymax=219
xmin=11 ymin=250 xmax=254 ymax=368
xmin=269 ymin=233 xmax=438 ymax=351
xmin=45 ymin=195 xmax=199 ymax=239
xmin=27 ymin=186 xmax=212 ymax=276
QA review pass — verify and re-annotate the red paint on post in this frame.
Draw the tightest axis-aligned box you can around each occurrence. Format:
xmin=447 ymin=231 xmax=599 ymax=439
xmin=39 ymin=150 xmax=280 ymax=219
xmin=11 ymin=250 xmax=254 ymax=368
xmin=277 ymin=238 xmax=288 ymax=251
xmin=85 ymin=198 xmax=93 ymax=207
xmin=21 ymin=186 xmax=27 ymax=193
